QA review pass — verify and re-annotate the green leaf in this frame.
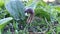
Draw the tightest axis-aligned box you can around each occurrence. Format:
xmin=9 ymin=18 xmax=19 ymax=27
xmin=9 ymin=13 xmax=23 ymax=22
xmin=5 ymin=0 xmax=25 ymax=21
xmin=0 ymin=0 xmax=4 ymax=7
xmin=26 ymin=0 xmax=37 ymax=9
xmin=0 ymin=17 xmax=13 ymax=29
xmin=35 ymin=8 xmax=50 ymax=21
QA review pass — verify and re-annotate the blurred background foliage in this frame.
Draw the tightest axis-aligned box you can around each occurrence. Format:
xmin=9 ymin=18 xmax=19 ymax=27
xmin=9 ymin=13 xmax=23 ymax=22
xmin=0 ymin=0 xmax=60 ymax=34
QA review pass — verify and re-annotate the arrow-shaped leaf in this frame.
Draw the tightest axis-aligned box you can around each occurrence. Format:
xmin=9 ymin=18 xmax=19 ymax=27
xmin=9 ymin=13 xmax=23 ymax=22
xmin=5 ymin=0 xmax=25 ymax=21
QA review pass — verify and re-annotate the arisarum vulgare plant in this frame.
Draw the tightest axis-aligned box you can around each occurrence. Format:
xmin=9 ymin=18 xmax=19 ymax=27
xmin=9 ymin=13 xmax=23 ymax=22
xmin=25 ymin=7 xmax=34 ymax=24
